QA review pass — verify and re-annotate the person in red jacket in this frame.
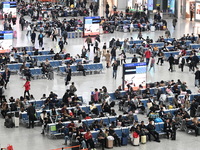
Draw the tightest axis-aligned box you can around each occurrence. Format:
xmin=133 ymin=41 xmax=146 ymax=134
xmin=144 ymin=49 xmax=151 ymax=65
xmin=24 ymin=79 xmax=31 ymax=98
xmin=84 ymin=130 xmax=95 ymax=149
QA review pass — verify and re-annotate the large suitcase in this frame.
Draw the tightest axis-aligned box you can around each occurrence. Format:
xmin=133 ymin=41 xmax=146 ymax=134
xmin=133 ymin=137 xmax=140 ymax=146
xmin=141 ymin=135 xmax=146 ymax=144
xmin=121 ymin=137 xmax=128 ymax=146
xmin=106 ymin=139 xmax=113 ymax=148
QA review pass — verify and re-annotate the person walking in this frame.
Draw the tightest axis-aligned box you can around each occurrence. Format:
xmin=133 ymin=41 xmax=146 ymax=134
xmin=195 ymin=67 xmax=200 ymax=87
xmin=26 ymin=23 xmax=32 ymax=36
xmin=111 ymin=46 xmax=117 ymax=62
xmin=24 ymin=79 xmax=31 ymax=98
xmin=85 ymin=35 xmax=92 ymax=51
xmin=2 ymin=68 xmax=10 ymax=89
xmin=27 ymin=103 xmax=36 ymax=128
xmin=105 ymin=50 xmax=111 ymax=68
xmin=52 ymin=27 xmax=58 ymax=42
xmin=172 ymin=18 xmax=177 ymax=30
xmin=38 ymin=31 xmax=44 ymax=47
xmin=144 ymin=49 xmax=151 ymax=65
xmin=65 ymin=64 xmax=71 ymax=85
xmin=149 ymin=56 xmax=155 ymax=72
xmin=62 ymin=29 xmax=68 ymax=45
xmin=168 ymin=54 xmax=174 ymax=72
xmin=112 ymin=60 xmax=118 ymax=79
xmin=179 ymin=55 xmax=185 ymax=72
xmin=157 ymin=50 xmax=164 ymax=65
xmin=31 ymin=31 xmax=36 ymax=45
xmin=119 ymin=50 xmax=126 ymax=64
xmin=58 ymin=38 xmax=64 ymax=53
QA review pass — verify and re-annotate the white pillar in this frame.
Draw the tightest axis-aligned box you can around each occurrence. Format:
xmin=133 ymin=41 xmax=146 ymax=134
xmin=99 ymin=0 xmax=105 ymax=17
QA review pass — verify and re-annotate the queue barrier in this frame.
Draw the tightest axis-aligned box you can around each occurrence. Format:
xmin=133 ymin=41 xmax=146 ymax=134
xmin=51 ymin=145 xmax=80 ymax=150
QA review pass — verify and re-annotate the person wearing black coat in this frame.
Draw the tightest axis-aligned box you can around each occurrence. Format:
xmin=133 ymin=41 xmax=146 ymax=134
xmin=58 ymin=38 xmax=64 ymax=53
xmin=190 ymin=99 xmax=199 ymax=117
xmin=65 ymin=64 xmax=71 ymax=85
xmin=2 ymin=68 xmax=10 ymax=89
xmin=195 ymin=67 xmax=200 ymax=87
xmin=27 ymin=103 xmax=36 ymax=128
xmin=168 ymin=54 xmax=174 ymax=72
xmin=164 ymin=119 xmax=172 ymax=139
xmin=31 ymin=31 xmax=36 ymax=45
xmin=146 ymin=120 xmax=160 ymax=142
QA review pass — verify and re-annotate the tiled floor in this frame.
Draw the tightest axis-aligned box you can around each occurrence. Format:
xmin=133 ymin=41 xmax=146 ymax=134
xmin=0 ymin=15 xmax=200 ymax=150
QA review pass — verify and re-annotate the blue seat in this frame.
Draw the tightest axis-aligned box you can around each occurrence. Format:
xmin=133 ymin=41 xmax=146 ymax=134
xmin=58 ymin=66 xmax=66 ymax=73
xmin=140 ymin=99 xmax=148 ymax=107
xmin=109 ymin=116 xmax=117 ymax=123
xmin=114 ymin=128 xmax=122 ymax=138
xmin=95 ymin=104 xmax=102 ymax=112
xmin=81 ymin=106 xmax=90 ymax=114
xmin=86 ymin=119 xmax=95 ymax=126
xmin=91 ymin=131 xmax=99 ymax=143
xmin=121 ymin=127 xmax=130 ymax=136
xmin=101 ymin=117 xmax=110 ymax=126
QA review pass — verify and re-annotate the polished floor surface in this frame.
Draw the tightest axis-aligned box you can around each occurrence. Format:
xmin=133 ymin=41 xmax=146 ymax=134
xmin=0 ymin=15 xmax=200 ymax=150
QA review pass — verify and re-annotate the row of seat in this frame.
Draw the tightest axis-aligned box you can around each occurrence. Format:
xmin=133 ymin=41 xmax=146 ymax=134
xmin=20 ymin=104 xmax=102 ymax=125
xmin=7 ymin=59 xmax=82 ymax=72
xmin=47 ymin=114 xmax=138 ymax=139
xmin=58 ymin=63 xmax=104 ymax=75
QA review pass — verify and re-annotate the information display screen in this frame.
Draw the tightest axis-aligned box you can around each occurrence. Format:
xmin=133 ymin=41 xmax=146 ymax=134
xmin=196 ymin=2 xmax=200 ymax=20
xmin=123 ymin=62 xmax=147 ymax=90
xmin=168 ymin=0 xmax=175 ymax=14
xmin=3 ymin=2 xmax=17 ymax=18
xmin=84 ymin=16 xmax=101 ymax=37
xmin=0 ymin=31 xmax=13 ymax=53
xmin=148 ymin=0 xmax=153 ymax=10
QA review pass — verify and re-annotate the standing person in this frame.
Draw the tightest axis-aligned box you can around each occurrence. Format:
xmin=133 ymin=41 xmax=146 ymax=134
xmin=111 ymin=46 xmax=117 ymax=62
xmin=62 ymin=29 xmax=68 ymax=45
xmin=168 ymin=54 xmax=174 ymax=72
xmin=38 ymin=31 xmax=44 ymax=47
xmin=179 ymin=55 xmax=185 ymax=72
xmin=65 ymin=64 xmax=71 ymax=85
xmin=144 ymin=49 xmax=151 ymax=65
xmin=192 ymin=53 xmax=199 ymax=71
xmin=52 ymin=27 xmax=58 ymax=42
xmin=24 ymin=79 xmax=31 ymax=98
xmin=112 ymin=60 xmax=118 ymax=79
xmin=149 ymin=56 xmax=155 ymax=72
xmin=58 ymin=38 xmax=64 ymax=53
xmin=190 ymin=8 xmax=194 ymax=21
xmin=31 ymin=31 xmax=36 ymax=45
xmin=130 ymin=22 xmax=134 ymax=33
xmin=85 ymin=35 xmax=92 ymax=51
xmin=27 ymin=103 xmax=36 ymax=128
xmin=2 ymin=68 xmax=10 ymax=89
xmin=195 ymin=67 xmax=200 ymax=87
xmin=157 ymin=50 xmax=164 ymax=65
xmin=26 ymin=23 xmax=32 ymax=36
xmin=119 ymin=50 xmax=126 ymax=64
xmin=172 ymin=18 xmax=177 ymax=30
xmin=105 ymin=50 xmax=111 ymax=68
xmin=20 ymin=17 xmax=25 ymax=31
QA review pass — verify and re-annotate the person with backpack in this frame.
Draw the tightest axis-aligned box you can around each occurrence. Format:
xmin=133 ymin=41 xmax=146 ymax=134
xmin=38 ymin=31 xmax=44 ymax=47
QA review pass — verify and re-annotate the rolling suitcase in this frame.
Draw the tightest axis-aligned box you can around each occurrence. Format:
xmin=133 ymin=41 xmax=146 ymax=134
xmin=107 ymin=136 xmax=114 ymax=148
xmin=121 ymin=137 xmax=128 ymax=146
xmin=141 ymin=135 xmax=146 ymax=144
xmin=133 ymin=137 xmax=140 ymax=146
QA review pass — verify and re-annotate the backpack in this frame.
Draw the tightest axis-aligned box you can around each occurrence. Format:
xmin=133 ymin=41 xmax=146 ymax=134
xmin=39 ymin=34 xmax=43 ymax=38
